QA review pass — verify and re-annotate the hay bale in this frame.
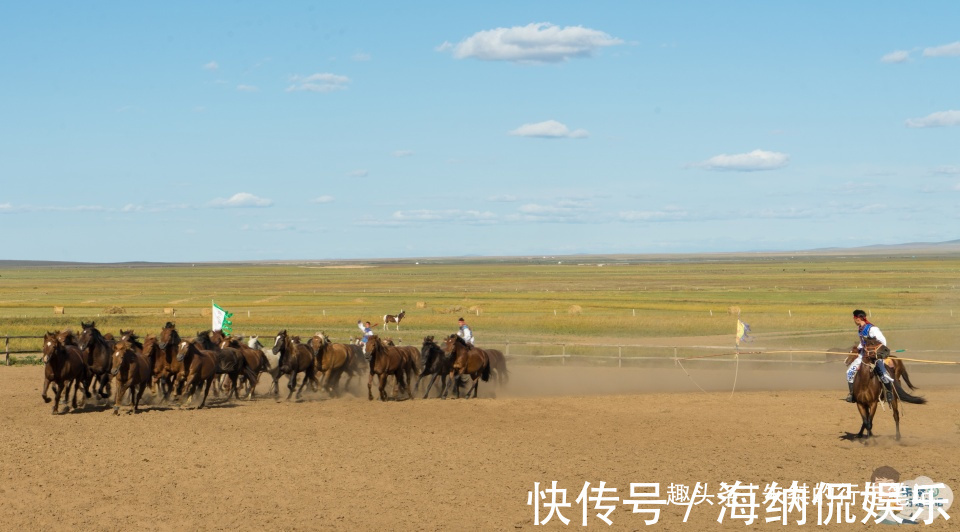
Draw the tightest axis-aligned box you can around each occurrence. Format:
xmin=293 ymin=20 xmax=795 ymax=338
xmin=53 ymin=306 xmax=65 ymax=315
xmin=103 ymin=306 xmax=126 ymax=315
xmin=728 ymin=306 xmax=741 ymax=316
xmin=415 ymin=301 xmax=427 ymax=309
xmin=163 ymin=307 xmax=175 ymax=315
xmin=568 ymin=305 xmax=582 ymax=316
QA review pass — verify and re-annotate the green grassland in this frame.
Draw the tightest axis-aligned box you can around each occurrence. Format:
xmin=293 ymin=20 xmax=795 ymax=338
xmin=2 ymin=254 xmax=959 ymax=359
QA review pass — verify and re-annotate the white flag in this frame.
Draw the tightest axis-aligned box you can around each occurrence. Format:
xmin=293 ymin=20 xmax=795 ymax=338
xmin=212 ymin=302 xmax=233 ymax=334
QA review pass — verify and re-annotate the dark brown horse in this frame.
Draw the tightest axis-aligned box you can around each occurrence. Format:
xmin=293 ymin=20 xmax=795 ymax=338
xmin=141 ymin=334 xmax=166 ymax=396
xmin=156 ymin=322 xmax=184 ymax=402
xmin=175 ymin=340 xmax=217 ymax=409
xmin=441 ymin=334 xmax=490 ymax=399
xmin=220 ymin=336 xmax=272 ymax=398
xmin=110 ymin=340 xmax=155 ymax=415
xmin=272 ymin=330 xmax=319 ymax=400
xmin=193 ymin=333 xmax=254 ymax=400
xmin=851 ymin=339 xmax=926 ymax=440
xmin=118 ymin=329 xmax=143 ymax=353
xmin=416 ymin=335 xmax=462 ymax=399
xmin=78 ymin=321 xmax=114 ymax=399
xmin=41 ymin=331 xmax=90 ymax=414
xmin=364 ymin=335 xmax=413 ymax=401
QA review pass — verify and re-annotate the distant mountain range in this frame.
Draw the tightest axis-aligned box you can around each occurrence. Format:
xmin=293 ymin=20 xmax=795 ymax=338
xmin=2 ymin=239 xmax=959 ymax=267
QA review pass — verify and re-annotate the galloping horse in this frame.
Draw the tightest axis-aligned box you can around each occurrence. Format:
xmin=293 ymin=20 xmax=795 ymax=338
xmin=175 ymin=340 xmax=217 ymax=409
xmin=78 ymin=321 xmax=114 ymax=399
xmin=192 ymin=333 xmax=255 ymax=400
xmin=141 ymin=334 xmax=167 ymax=396
xmin=416 ymin=336 xmax=460 ymax=399
xmin=441 ymin=334 xmax=490 ymax=399
xmin=156 ymin=322 xmax=184 ymax=402
xmin=220 ymin=336 xmax=272 ymax=398
xmin=851 ymin=338 xmax=926 ymax=440
xmin=272 ymin=330 xmax=319 ymax=401
xmin=364 ymin=335 xmax=413 ymax=401
xmin=308 ymin=333 xmax=359 ymax=398
xmin=41 ymin=331 xmax=90 ymax=414
xmin=383 ymin=310 xmax=405 ymax=331
xmin=110 ymin=340 xmax=155 ymax=415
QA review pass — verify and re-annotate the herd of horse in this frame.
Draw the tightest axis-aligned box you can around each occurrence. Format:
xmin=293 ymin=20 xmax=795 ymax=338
xmin=38 ymin=321 xmax=928 ymax=441
xmin=40 ymin=321 xmax=510 ymax=415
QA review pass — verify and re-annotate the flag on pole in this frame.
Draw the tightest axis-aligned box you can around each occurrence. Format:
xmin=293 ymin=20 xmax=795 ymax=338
xmin=736 ymin=319 xmax=751 ymax=346
xmin=212 ymin=302 xmax=233 ymax=335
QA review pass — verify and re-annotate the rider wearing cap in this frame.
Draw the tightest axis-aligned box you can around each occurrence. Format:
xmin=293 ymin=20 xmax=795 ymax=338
xmin=846 ymin=309 xmax=895 ymax=403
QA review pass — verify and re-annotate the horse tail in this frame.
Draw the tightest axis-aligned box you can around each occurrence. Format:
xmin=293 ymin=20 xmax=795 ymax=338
xmin=894 ymin=381 xmax=926 ymax=405
xmin=898 ymin=361 xmax=918 ymax=391
xmin=481 ymin=355 xmax=491 ymax=382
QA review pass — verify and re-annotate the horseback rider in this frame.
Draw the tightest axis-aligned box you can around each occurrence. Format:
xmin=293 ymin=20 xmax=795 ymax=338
xmin=846 ymin=309 xmax=895 ymax=403
xmin=456 ymin=317 xmax=474 ymax=346
xmin=357 ymin=320 xmax=376 ymax=353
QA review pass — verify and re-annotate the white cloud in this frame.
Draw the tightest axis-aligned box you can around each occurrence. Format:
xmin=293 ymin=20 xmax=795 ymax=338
xmin=487 ymin=194 xmax=518 ymax=202
xmin=286 ymin=73 xmax=350 ymax=93
xmin=209 ymin=192 xmax=273 ymax=208
xmin=444 ymin=22 xmax=623 ymax=63
xmin=390 ymin=209 xmax=497 ymax=224
xmin=509 ymin=120 xmax=588 ymax=139
xmin=696 ymin=149 xmax=790 ymax=171
xmin=392 ymin=150 xmax=414 ymax=157
xmin=508 ymin=199 xmax=594 ymax=223
xmin=932 ymin=165 xmax=960 ymax=175
xmin=347 ymin=169 xmax=368 ymax=178
xmin=203 ymin=61 xmax=219 ymax=71
xmin=905 ymin=110 xmax=960 ymax=128
xmin=236 ymin=84 xmax=259 ymax=92
xmin=954 ymin=182 xmax=960 ymax=191
xmin=881 ymin=50 xmax=910 ymax=63
xmin=310 ymin=195 xmax=334 ymax=204
xmin=923 ymin=41 xmax=960 ymax=57
xmin=618 ymin=207 xmax=689 ymax=222
xmin=352 ymin=51 xmax=371 ymax=61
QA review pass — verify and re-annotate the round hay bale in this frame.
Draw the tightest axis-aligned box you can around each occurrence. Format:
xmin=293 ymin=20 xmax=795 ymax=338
xmin=415 ymin=301 xmax=427 ymax=309
xmin=103 ymin=306 xmax=126 ymax=315
xmin=568 ymin=305 xmax=583 ymax=316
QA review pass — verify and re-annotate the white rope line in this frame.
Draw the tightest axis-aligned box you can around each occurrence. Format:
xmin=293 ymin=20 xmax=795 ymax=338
xmin=731 ymin=353 xmax=739 ymax=397
xmin=674 ymin=358 xmax=708 ymax=394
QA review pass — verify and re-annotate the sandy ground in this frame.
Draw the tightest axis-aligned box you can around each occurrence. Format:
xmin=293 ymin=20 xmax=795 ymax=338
xmin=2 ymin=361 xmax=958 ymax=530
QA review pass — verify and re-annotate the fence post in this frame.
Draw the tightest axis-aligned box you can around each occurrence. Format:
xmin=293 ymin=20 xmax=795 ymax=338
xmin=618 ymin=345 xmax=622 ymax=368
xmin=505 ymin=341 xmax=510 ymax=357
xmin=4 ymin=336 xmax=9 ymax=366
xmin=562 ymin=344 xmax=566 ymax=365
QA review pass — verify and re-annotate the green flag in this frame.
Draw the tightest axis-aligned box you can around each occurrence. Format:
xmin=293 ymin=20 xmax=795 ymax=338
xmin=212 ymin=302 xmax=233 ymax=335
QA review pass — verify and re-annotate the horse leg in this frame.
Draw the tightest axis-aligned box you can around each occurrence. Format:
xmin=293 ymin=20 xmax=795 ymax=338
xmin=114 ymin=380 xmax=128 ymax=416
xmin=379 ymin=374 xmax=389 ymax=401
xmin=286 ymin=372 xmax=297 ymax=401
xmin=893 ymin=398 xmax=901 ymax=441
xmin=468 ymin=374 xmax=480 ymax=399
xmin=134 ymin=382 xmax=147 ymax=413
xmin=41 ymin=376 xmax=52 ymax=403
xmin=198 ymin=377 xmax=213 ymax=409
xmin=422 ymin=374 xmax=438 ymax=399
xmin=866 ymin=402 xmax=877 ymax=437
xmin=51 ymin=382 xmax=64 ymax=414
xmin=368 ymin=372 xmax=375 ymax=401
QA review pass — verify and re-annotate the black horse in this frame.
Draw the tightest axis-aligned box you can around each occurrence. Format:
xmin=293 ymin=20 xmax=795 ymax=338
xmin=77 ymin=321 xmax=114 ymax=399
xmin=415 ymin=336 xmax=463 ymax=399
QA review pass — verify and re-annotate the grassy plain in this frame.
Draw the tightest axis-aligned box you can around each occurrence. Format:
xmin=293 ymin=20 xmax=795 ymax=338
xmin=1 ymin=253 xmax=959 ymax=359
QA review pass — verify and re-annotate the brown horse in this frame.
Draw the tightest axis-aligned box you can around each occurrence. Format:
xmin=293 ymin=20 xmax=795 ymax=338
xmin=141 ymin=334 xmax=167 ymax=396
xmin=383 ymin=310 xmax=405 ymax=331
xmin=272 ymin=330 xmax=319 ymax=401
xmin=220 ymin=336 xmax=272 ymax=398
xmin=308 ymin=333 xmax=360 ymax=398
xmin=110 ymin=340 xmax=155 ymax=415
xmin=175 ymin=340 xmax=217 ymax=409
xmin=364 ymin=335 xmax=413 ymax=401
xmin=41 ymin=332 xmax=90 ymax=414
xmin=851 ymin=339 xmax=926 ymax=440
xmin=156 ymin=322 xmax=184 ymax=402
xmin=78 ymin=321 xmax=114 ymax=399
xmin=441 ymin=334 xmax=490 ymax=399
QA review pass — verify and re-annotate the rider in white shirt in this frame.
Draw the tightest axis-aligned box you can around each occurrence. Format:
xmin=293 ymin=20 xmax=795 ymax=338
xmin=456 ymin=317 xmax=474 ymax=346
xmin=846 ymin=309 xmax=894 ymax=403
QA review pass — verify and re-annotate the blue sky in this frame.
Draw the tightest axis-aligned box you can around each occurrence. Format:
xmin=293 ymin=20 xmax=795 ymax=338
xmin=1 ymin=2 xmax=959 ymax=262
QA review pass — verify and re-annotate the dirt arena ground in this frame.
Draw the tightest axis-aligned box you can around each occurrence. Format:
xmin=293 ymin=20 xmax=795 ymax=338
xmin=2 ymin=361 xmax=958 ymax=530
